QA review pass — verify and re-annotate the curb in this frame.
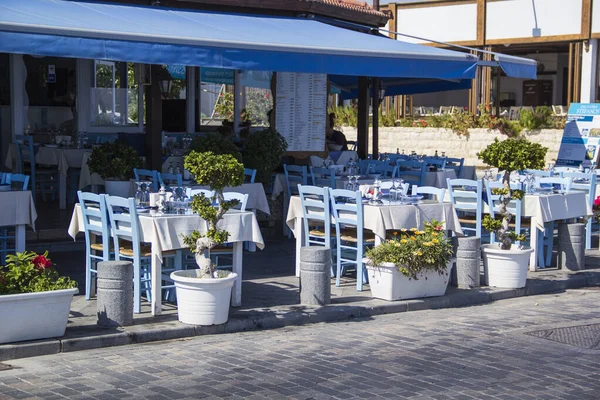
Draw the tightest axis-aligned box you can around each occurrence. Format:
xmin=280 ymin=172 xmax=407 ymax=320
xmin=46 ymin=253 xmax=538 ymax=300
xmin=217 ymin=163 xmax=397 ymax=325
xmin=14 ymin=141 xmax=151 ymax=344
xmin=1 ymin=272 xmax=599 ymax=362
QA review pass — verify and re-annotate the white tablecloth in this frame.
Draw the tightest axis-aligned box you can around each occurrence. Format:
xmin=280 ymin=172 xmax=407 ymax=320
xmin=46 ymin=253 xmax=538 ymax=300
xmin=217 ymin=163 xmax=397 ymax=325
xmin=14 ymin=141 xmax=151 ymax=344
xmin=5 ymin=144 xmax=90 ymax=177
xmin=69 ymin=205 xmax=264 ymax=314
xmin=190 ymin=183 xmax=270 ymax=215
xmin=286 ymin=196 xmax=463 ymax=240
xmin=0 ymin=191 xmax=37 ymax=230
xmin=78 ymin=152 xmax=104 ymax=189
xmin=423 ymin=169 xmax=457 ymax=188
xmin=523 ymin=192 xmax=592 ymax=231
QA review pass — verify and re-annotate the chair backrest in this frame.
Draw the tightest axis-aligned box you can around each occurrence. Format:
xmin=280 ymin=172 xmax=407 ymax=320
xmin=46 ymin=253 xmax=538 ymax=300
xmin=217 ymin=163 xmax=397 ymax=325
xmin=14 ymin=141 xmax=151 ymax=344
xmin=439 ymin=106 xmax=453 ymax=115
xmin=422 ymin=157 xmax=447 ymax=169
xmin=14 ymin=135 xmax=35 ymax=175
xmin=158 ymin=172 xmax=183 ymax=190
xmin=396 ymin=160 xmax=426 ymax=187
xmin=105 ymin=195 xmax=142 ymax=258
xmin=283 ymin=165 xmax=308 ymax=197
xmin=187 ymin=188 xmax=215 ymax=199
xmin=298 ymin=185 xmax=331 ymax=246
xmin=0 ymin=172 xmax=5 ymax=185
xmin=329 ymin=188 xmax=364 ymax=233
xmin=509 ymin=107 xmax=521 ymax=120
xmin=78 ymin=191 xmax=111 ymax=260
xmin=447 ymin=178 xmax=483 ymax=237
xmin=485 ymin=181 xmax=522 ymax=219
xmin=445 ymin=157 xmax=464 ymax=178
xmin=5 ymin=173 xmax=30 ymax=191
xmin=310 ymin=166 xmax=335 ymax=188
xmin=371 ymin=162 xmax=397 ymax=178
xmin=423 ymin=107 xmax=435 ymax=116
xmin=222 ymin=191 xmax=248 ymax=211
xmin=537 ymin=176 xmax=572 ymax=193
xmin=357 ymin=159 xmax=378 ymax=175
xmin=243 ymin=168 xmax=257 ymax=184
xmin=411 ymin=185 xmax=446 ymax=202
xmin=562 ymin=172 xmax=596 ymax=207
xmin=522 ymin=169 xmax=551 ymax=177
xmin=412 ymin=106 xmax=423 ymax=116
xmin=133 ymin=169 xmax=159 ymax=192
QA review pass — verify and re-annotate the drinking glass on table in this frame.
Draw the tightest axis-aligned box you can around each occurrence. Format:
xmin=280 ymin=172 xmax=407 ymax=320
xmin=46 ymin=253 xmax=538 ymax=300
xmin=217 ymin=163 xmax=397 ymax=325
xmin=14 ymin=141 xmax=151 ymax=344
xmin=135 ymin=182 xmax=145 ymax=207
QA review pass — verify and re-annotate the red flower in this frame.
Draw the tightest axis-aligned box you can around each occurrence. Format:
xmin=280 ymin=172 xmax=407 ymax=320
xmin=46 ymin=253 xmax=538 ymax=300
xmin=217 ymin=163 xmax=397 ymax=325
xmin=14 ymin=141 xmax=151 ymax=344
xmin=265 ymin=93 xmax=270 ymax=99
xmin=32 ymin=255 xmax=52 ymax=271
xmin=434 ymin=225 xmax=443 ymax=231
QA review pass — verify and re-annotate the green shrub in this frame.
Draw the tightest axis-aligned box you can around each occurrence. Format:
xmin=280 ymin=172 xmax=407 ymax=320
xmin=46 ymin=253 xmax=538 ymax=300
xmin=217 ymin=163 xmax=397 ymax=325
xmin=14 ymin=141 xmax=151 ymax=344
xmin=190 ymin=133 xmax=242 ymax=162
xmin=242 ymin=128 xmax=287 ymax=185
xmin=87 ymin=141 xmax=139 ymax=180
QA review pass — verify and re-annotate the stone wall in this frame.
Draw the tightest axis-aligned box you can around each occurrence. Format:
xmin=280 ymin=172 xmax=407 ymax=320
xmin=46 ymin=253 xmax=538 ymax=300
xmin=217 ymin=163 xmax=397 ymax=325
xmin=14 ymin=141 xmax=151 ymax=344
xmin=341 ymin=127 xmax=563 ymax=168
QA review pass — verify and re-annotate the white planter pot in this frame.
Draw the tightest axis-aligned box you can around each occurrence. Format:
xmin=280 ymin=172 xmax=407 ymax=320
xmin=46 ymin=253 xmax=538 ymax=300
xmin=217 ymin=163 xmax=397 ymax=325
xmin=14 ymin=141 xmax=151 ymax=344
xmin=104 ymin=180 xmax=131 ymax=197
xmin=365 ymin=259 xmax=453 ymax=301
xmin=170 ymin=270 xmax=237 ymax=325
xmin=0 ymin=288 xmax=78 ymax=344
xmin=481 ymin=244 xmax=533 ymax=289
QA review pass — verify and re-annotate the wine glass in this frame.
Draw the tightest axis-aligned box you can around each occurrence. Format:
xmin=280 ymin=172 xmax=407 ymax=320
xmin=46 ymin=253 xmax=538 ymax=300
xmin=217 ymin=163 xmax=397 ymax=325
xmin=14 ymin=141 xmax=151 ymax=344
xmin=135 ymin=182 xmax=144 ymax=207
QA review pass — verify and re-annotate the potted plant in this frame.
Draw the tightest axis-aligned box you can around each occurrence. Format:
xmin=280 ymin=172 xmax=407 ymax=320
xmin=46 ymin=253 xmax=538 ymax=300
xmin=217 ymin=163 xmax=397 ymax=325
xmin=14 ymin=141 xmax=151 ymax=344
xmin=87 ymin=141 xmax=140 ymax=197
xmin=170 ymin=151 xmax=245 ymax=325
xmin=0 ymin=251 xmax=78 ymax=344
xmin=477 ymin=137 xmax=547 ymax=288
xmin=364 ymin=220 xmax=454 ymax=301
xmin=242 ymin=127 xmax=288 ymax=185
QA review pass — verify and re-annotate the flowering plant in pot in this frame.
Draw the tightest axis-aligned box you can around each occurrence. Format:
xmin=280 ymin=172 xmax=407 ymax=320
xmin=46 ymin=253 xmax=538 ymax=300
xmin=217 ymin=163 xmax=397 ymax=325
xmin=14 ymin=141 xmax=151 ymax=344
xmin=171 ymin=151 xmax=244 ymax=325
xmin=477 ymin=137 xmax=547 ymax=288
xmin=364 ymin=220 xmax=454 ymax=301
xmin=87 ymin=141 xmax=140 ymax=197
xmin=0 ymin=251 xmax=78 ymax=344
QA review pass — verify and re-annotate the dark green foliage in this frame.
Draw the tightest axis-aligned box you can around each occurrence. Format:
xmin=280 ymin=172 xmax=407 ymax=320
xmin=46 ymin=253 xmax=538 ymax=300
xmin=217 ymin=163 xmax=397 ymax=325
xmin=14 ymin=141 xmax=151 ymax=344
xmin=190 ymin=133 xmax=242 ymax=162
xmin=87 ymin=141 xmax=140 ymax=180
xmin=242 ymin=128 xmax=288 ymax=185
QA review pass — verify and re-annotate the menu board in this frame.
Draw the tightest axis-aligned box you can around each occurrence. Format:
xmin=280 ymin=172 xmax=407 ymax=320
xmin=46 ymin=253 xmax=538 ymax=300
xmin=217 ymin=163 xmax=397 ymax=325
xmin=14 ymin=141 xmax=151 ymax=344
xmin=556 ymin=103 xmax=600 ymax=168
xmin=275 ymin=72 xmax=327 ymax=152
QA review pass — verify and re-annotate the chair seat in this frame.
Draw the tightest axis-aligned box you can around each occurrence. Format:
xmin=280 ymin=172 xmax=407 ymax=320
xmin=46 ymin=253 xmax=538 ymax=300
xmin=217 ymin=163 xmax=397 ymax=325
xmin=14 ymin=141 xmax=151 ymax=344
xmin=339 ymin=228 xmax=375 ymax=243
xmin=90 ymin=243 xmax=113 ymax=252
xmin=118 ymin=244 xmax=176 ymax=258
xmin=309 ymin=227 xmax=338 ymax=237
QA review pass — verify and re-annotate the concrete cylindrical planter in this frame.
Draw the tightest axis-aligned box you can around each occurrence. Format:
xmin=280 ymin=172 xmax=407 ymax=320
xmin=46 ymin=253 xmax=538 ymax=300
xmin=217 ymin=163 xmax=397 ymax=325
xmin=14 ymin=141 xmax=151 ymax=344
xmin=558 ymin=222 xmax=586 ymax=271
xmin=170 ymin=270 xmax=237 ymax=326
xmin=456 ymin=237 xmax=481 ymax=288
xmin=481 ymin=244 xmax=533 ymax=289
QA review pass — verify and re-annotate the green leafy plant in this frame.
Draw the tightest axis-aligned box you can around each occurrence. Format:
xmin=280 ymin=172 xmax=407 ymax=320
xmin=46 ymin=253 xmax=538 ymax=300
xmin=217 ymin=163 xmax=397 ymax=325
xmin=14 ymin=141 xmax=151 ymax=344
xmin=365 ymin=220 xmax=454 ymax=280
xmin=87 ymin=141 xmax=139 ymax=181
xmin=442 ymin=112 xmax=476 ymax=136
xmin=242 ymin=128 xmax=288 ymax=185
xmin=183 ymin=151 xmax=245 ymax=279
xmin=0 ymin=251 xmax=77 ymax=295
xmin=214 ymin=91 xmax=234 ymax=121
xmin=190 ymin=133 xmax=242 ymax=162
xmin=477 ymin=138 xmax=548 ymax=249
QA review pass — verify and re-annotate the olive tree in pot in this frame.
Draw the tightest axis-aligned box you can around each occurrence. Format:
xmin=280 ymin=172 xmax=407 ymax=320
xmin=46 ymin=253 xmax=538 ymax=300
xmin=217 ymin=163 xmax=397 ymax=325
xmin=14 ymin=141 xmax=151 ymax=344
xmin=170 ymin=151 xmax=244 ymax=325
xmin=477 ymin=138 xmax=547 ymax=288
xmin=87 ymin=141 xmax=140 ymax=197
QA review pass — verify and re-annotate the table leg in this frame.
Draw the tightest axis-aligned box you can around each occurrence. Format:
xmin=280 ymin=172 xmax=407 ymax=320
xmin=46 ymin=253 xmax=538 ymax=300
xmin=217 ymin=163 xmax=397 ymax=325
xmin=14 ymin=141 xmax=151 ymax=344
xmin=151 ymin=253 xmax=162 ymax=316
xmin=15 ymin=224 xmax=25 ymax=252
xmin=283 ymin=194 xmax=290 ymax=237
xmin=295 ymin=217 xmax=304 ymax=277
xmin=231 ymin=242 xmax=243 ymax=307
xmin=529 ymin=217 xmax=539 ymax=271
xmin=59 ymin=173 xmax=67 ymax=210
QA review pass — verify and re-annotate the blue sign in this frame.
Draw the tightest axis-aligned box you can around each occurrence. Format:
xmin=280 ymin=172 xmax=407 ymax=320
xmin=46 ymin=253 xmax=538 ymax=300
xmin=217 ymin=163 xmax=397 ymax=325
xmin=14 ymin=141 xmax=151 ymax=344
xmin=166 ymin=65 xmax=186 ymax=80
xmin=556 ymin=103 xmax=600 ymax=168
xmin=201 ymin=67 xmax=234 ymax=85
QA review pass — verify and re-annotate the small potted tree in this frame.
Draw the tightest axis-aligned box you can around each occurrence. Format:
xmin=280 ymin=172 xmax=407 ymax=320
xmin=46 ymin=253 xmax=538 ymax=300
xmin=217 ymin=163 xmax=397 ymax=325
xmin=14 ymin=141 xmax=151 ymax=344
xmin=87 ymin=141 xmax=140 ymax=197
xmin=170 ymin=151 xmax=244 ymax=325
xmin=242 ymin=127 xmax=288 ymax=185
xmin=364 ymin=220 xmax=454 ymax=301
xmin=0 ymin=251 xmax=78 ymax=344
xmin=477 ymin=138 xmax=547 ymax=288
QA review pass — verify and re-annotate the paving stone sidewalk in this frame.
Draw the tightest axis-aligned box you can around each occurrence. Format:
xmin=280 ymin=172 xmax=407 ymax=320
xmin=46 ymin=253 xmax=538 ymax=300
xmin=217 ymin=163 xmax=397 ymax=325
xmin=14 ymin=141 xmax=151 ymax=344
xmin=1 ymin=240 xmax=600 ymax=362
xmin=2 ymin=289 xmax=600 ymax=399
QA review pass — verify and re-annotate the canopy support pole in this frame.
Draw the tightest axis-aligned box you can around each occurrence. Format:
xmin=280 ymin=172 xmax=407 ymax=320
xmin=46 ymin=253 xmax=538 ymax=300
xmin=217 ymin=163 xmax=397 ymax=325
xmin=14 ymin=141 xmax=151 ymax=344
xmin=357 ymin=77 xmax=369 ymax=159
xmin=146 ymin=65 xmax=163 ymax=171
xmin=371 ymin=77 xmax=379 ymax=161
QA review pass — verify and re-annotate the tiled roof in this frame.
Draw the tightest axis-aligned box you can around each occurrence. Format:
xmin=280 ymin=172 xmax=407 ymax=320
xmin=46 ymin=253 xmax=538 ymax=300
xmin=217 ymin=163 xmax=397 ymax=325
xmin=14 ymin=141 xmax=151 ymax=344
xmin=315 ymin=0 xmax=386 ymax=17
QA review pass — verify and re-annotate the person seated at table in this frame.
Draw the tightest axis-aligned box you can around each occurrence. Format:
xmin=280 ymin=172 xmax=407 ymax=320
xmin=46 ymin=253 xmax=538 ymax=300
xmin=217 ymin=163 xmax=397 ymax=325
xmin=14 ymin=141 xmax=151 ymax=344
xmin=327 ymin=113 xmax=348 ymax=151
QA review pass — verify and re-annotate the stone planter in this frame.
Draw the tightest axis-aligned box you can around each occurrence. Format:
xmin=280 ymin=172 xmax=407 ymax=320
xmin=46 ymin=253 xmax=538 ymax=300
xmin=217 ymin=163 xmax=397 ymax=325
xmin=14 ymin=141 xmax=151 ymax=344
xmin=0 ymin=288 xmax=78 ymax=344
xmin=365 ymin=259 xmax=453 ymax=301
xmin=104 ymin=180 xmax=131 ymax=197
xmin=170 ymin=270 xmax=237 ymax=325
xmin=481 ymin=244 xmax=533 ymax=289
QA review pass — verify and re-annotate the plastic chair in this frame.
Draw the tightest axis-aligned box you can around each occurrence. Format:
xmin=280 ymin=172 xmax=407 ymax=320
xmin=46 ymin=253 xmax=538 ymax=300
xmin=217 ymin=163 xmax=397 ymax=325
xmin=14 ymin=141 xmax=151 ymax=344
xmin=310 ymin=166 xmax=336 ymax=188
xmin=134 ymin=169 xmax=159 ymax=192
xmin=105 ymin=195 xmax=176 ymax=313
xmin=411 ymin=185 xmax=446 ymax=202
xmin=446 ymin=178 xmax=484 ymax=239
xmin=14 ymin=135 xmax=58 ymax=202
xmin=244 ymin=168 xmax=257 ymax=184
xmin=329 ymin=188 xmax=375 ymax=291
xmin=77 ymin=191 xmax=111 ymax=300
xmin=562 ymin=171 xmax=596 ymax=249
xmin=157 ymin=172 xmax=183 ymax=191
xmin=4 ymin=173 xmax=30 ymax=191
xmin=396 ymin=160 xmax=426 ymax=188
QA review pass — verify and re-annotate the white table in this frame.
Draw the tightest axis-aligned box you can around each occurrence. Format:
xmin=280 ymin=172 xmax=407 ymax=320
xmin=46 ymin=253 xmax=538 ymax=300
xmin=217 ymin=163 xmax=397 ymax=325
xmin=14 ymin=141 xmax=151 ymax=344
xmin=190 ymin=183 xmax=270 ymax=215
xmin=0 ymin=190 xmax=37 ymax=253
xmin=423 ymin=169 xmax=457 ymax=188
xmin=69 ymin=206 xmax=264 ymax=315
xmin=286 ymin=196 xmax=463 ymax=276
xmin=522 ymin=192 xmax=592 ymax=270
xmin=5 ymin=144 xmax=91 ymax=209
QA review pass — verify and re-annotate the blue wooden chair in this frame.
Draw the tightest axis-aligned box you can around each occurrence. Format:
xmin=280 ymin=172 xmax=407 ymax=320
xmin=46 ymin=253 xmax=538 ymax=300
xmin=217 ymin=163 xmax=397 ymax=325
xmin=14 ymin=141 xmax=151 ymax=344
xmin=134 ymin=169 xmax=159 ymax=192
xmin=158 ymin=172 xmax=183 ymax=191
xmin=485 ymin=181 xmax=524 ymax=245
xmin=329 ymin=188 xmax=375 ymax=291
xmin=397 ymin=160 xmax=426 ymax=188
xmin=0 ymin=173 xmax=30 ymax=264
xmin=310 ymin=166 xmax=335 ymax=188
xmin=244 ymin=168 xmax=257 ymax=184
xmin=15 ymin=135 xmax=58 ymax=202
xmin=446 ymin=178 xmax=484 ymax=240
xmin=78 ymin=191 xmax=111 ymax=300
xmin=423 ymin=157 xmax=447 ymax=170
xmin=283 ymin=165 xmax=308 ymax=237
xmin=357 ymin=159 xmax=379 ymax=175
xmin=370 ymin=162 xmax=397 ymax=178
xmin=4 ymin=173 xmax=30 ymax=191
xmin=298 ymin=186 xmax=335 ymax=271
xmin=445 ymin=157 xmax=464 ymax=178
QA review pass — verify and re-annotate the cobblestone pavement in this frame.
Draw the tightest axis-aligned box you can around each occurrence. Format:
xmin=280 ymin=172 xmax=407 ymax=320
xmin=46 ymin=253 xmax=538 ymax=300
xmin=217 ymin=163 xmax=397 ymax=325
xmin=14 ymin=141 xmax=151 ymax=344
xmin=2 ymin=289 xmax=600 ymax=400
